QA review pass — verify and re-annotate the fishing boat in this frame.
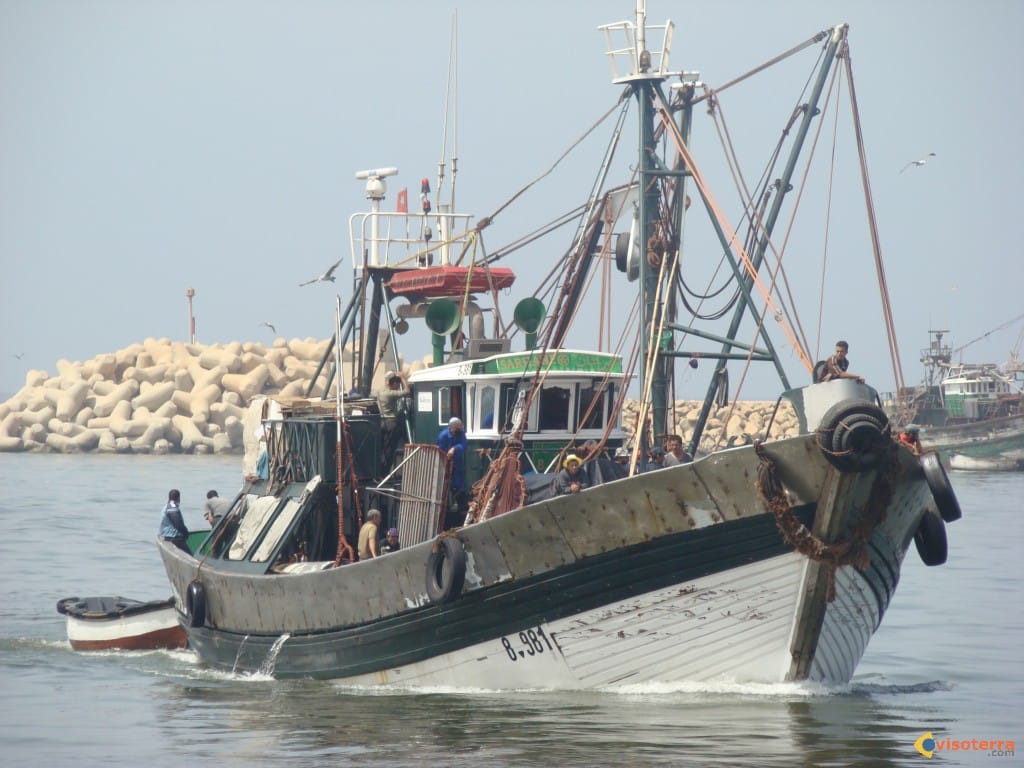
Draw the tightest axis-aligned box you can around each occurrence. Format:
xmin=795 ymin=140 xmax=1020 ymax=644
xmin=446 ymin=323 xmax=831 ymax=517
xmin=57 ymin=596 xmax=187 ymax=652
xmin=892 ymin=328 xmax=1024 ymax=467
xmin=158 ymin=3 xmax=963 ymax=686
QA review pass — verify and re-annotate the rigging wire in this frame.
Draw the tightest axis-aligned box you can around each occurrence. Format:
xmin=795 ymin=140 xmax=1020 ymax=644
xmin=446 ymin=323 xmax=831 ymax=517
xmin=815 ymin=69 xmax=843 ymax=360
xmin=652 ymin=90 xmax=813 ymax=372
xmin=952 ymin=312 xmax=1024 ymax=358
xmin=841 ymin=40 xmax=907 ymax=405
xmin=476 ymin=96 xmax=628 ymax=233
xmin=687 ymin=29 xmax=831 ymax=107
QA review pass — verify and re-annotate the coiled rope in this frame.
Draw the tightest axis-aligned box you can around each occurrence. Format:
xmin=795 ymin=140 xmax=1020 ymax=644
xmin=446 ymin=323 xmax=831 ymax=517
xmin=754 ymin=440 xmax=898 ymax=601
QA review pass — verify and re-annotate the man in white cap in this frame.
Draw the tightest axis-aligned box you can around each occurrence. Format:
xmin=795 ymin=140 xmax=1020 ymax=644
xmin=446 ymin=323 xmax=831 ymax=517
xmin=436 ymin=416 xmax=468 ymax=527
xmin=376 ymin=369 xmax=409 ymax=470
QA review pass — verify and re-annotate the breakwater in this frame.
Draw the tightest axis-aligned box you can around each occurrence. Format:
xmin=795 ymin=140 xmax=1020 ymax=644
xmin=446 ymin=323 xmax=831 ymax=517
xmin=0 ymin=337 xmax=798 ymax=454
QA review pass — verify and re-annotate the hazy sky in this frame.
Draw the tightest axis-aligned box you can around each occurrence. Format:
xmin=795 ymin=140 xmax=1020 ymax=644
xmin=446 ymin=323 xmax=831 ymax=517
xmin=2 ymin=0 xmax=1021 ymax=400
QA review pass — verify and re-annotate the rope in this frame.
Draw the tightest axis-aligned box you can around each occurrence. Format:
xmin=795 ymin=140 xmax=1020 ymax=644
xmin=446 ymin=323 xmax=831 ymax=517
xmin=841 ymin=41 xmax=907 ymax=404
xmin=754 ymin=440 xmax=897 ymax=602
xmin=332 ymin=421 xmax=358 ymax=567
xmin=466 ymin=443 xmax=527 ymax=524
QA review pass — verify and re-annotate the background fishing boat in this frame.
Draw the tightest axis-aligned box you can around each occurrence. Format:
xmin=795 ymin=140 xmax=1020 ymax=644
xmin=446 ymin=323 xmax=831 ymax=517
xmin=886 ymin=323 xmax=1024 ymax=467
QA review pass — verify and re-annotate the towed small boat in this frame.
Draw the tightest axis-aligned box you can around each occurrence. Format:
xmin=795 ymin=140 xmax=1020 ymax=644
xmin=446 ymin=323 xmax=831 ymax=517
xmin=56 ymin=596 xmax=187 ymax=652
xmin=948 ymin=452 xmax=1024 ymax=472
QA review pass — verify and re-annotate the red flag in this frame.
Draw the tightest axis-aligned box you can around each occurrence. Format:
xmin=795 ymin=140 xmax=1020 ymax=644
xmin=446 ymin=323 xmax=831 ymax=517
xmin=396 ymin=188 xmax=408 ymax=213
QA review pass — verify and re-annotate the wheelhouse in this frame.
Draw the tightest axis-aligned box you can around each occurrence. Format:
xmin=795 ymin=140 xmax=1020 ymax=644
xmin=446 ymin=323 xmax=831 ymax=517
xmin=409 ymin=349 xmax=628 ymax=474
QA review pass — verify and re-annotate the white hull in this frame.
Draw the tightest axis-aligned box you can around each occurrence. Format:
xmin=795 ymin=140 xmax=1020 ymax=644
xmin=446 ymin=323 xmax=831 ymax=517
xmin=280 ymin=553 xmax=876 ymax=689
xmin=60 ymin=602 xmax=186 ymax=652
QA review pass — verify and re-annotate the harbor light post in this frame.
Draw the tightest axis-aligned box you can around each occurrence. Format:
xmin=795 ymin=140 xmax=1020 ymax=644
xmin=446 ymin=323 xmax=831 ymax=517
xmin=186 ymin=287 xmax=196 ymax=344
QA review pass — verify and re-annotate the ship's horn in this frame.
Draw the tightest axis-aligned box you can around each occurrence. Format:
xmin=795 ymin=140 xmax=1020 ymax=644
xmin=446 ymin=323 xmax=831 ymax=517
xmin=425 ymin=298 xmax=461 ymax=365
xmin=513 ymin=298 xmax=546 ymax=351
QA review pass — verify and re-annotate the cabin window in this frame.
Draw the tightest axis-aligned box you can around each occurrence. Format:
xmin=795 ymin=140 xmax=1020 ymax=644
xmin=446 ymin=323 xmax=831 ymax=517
xmin=501 ymin=383 xmax=537 ymax=432
xmin=478 ymin=384 xmax=497 ymax=432
xmin=438 ymin=385 xmax=465 ymax=426
xmin=538 ymin=385 xmax=571 ymax=431
xmin=577 ymin=383 xmax=610 ymax=430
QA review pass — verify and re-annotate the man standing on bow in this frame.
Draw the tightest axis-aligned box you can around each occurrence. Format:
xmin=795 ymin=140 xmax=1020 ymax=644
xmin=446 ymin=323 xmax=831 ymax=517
xmin=821 ymin=340 xmax=865 ymax=383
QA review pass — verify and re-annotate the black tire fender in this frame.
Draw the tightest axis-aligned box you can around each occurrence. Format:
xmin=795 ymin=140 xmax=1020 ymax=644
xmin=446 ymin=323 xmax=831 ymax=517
xmin=185 ymin=579 xmax=206 ymax=628
xmin=812 ymin=360 xmax=828 ymax=383
xmin=913 ymin=510 xmax=948 ymax=566
xmin=921 ymin=452 xmax=963 ymax=522
xmin=816 ymin=400 xmax=891 ymax=473
xmin=425 ymin=537 xmax=467 ymax=604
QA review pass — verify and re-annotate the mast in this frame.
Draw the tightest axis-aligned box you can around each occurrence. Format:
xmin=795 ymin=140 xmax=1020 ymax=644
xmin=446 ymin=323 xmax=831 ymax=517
xmin=614 ymin=0 xmax=675 ymax=454
xmin=686 ymin=24 xmax=848 ymax=455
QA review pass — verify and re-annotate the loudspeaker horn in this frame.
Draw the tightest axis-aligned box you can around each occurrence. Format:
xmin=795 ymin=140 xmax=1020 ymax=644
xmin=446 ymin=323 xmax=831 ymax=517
xmin=424 ymin=298 xmax=461 ymax=335
xmin=513 ymin=298 xmax=546 ymax=350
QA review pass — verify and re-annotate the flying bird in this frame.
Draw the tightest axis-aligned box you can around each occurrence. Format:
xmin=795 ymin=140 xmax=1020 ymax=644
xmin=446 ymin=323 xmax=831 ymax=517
xmin=259 ymin=321 xmax=277 ymax=334
xmin=298 ymin=258 xmax=343 ymax=286
xmin=12 ymin=352 xmax=24 ymax=359
xmin=900 ymin=152 xmax=936 ymax=174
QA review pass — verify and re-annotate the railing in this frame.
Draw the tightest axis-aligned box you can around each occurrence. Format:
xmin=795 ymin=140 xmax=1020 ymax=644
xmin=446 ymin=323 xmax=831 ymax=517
xmin=348 ymin=210 xmax=474 ymax=270
xmin=598 ymin=17 xmax=675 ymax=83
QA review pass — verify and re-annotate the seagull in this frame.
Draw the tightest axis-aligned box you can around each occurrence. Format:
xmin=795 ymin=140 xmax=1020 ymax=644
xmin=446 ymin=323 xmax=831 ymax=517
xmin=12 ymin=352 xmax=24 ymax=359
xmin=900 ymin=152 xmax=936 ymax=174
xmin=259 ymin=321 xmax=277 ymax=334
xmin=298 ymin=258 xmax=343 ymax=286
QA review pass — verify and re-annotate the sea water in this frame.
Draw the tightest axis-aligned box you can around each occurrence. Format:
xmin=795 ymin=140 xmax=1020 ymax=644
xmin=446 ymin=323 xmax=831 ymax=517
xmin=0 ymin=453 xmax=1019 ymax=767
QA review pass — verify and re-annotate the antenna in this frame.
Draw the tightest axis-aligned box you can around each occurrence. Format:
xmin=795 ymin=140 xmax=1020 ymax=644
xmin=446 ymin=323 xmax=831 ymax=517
xmin=354 ymin=167 xmax=399 ymax=180
xmin=434 ymin=12 xmax=460 ymax=235
xmin=355 ymin=167 xmax=399 ymax=266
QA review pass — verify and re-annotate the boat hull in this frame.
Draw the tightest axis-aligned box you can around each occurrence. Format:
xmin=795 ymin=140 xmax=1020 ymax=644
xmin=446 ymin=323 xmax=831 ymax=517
xmin=159 ymin=433 xmax=937 ymax=687
xmin=948 ymin=453 xmax=1024 ymax=472
xmin=57 ymin=596 xmax=187 ymax=652
xmin=920 ymin=413 xmax=1024 ymax=463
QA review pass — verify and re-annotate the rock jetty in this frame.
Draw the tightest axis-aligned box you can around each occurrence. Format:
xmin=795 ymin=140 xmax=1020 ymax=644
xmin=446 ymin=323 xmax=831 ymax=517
xmin=0 ymin=337 xmax=393 ymax=455
xmin=620 ymin=399 xmax=799 ymax=456
xmin=0 ymin=337 xmax=798 ymax=454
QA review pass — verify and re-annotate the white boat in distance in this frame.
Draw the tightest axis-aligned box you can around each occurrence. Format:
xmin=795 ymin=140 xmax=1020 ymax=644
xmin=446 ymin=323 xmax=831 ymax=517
xmin=158 ymin=2 xmax=962 ymax=687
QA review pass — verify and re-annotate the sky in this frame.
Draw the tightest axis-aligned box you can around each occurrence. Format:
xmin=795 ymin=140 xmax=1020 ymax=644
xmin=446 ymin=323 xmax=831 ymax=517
xmin=1 ymin=0 xmax=1022 ymax=401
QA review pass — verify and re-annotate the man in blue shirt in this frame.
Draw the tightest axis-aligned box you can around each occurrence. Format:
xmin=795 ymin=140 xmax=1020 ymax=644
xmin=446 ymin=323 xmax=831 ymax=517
xmin=437 ymin=417 xmax=468 ymax=528
xmin=158 ymin=488 xmax=190 ymax=553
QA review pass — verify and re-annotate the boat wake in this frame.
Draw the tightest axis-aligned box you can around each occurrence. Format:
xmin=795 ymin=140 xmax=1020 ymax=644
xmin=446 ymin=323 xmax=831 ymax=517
xmin=846 ymin=679 xmax=953 ymax=696
xmin=325 ymin=677 xmax=952 ymax=698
